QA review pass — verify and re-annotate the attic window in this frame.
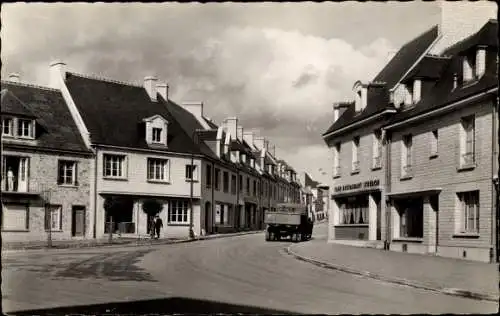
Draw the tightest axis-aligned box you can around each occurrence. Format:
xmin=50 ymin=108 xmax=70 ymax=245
xmin=152 ymin=128 xmax=162 ymax=143
xmin=462 ymin=47 xmax=485 ymax=84
xmin=18 ymin=119 xmax=35 ymax=139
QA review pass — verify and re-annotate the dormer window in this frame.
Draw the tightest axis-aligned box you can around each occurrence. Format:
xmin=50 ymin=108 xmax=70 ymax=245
xmin=353 ymin=82 xmax=367 ymax=113
xmin=152 ymin=127 xmax=162 ymax=143
xmin=18 ymin=119 xmax=35 ymax=138
xmin=412 ymin=79 xmax=421 ymax=104
xmin=462 ymin=46 xmax=485 ymax=83
xmin=143 ymin=115 xmax=168 ymax=146
xmin=2 ymin=118 xmax=13 ymax=136
xmin=355 ymin=90 xmax=362 ymax=112
xmin=403 ymin=83 xmax=413 ymax=107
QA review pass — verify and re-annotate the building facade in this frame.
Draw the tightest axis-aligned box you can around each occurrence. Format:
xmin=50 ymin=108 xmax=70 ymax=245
xmin=1 ymin=78 xmax=93 ymax=242
xmin=322 ymin=7 xmax=497 ymax=262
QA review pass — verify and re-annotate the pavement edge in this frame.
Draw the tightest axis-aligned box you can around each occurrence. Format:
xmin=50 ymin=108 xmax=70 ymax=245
xmin=284 ymin=244 xmax=499 ymax=303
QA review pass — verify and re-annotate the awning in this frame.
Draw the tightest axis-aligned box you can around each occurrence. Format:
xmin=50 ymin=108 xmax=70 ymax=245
xmin=386 ymin=188 xmax=442 ymax=200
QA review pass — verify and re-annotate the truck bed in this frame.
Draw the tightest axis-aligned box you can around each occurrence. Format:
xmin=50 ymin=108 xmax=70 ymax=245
xmin=264 ymin=212 xmax=301 ymax=225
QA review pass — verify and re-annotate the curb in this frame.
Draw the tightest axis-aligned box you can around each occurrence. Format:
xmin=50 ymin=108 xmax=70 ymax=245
xmin=2 ymin=230 xmax=264 ymax=254
xmin=284 ymin=245 xmax=499 ymax=303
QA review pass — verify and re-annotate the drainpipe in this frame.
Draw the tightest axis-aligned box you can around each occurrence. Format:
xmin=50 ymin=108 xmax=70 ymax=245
xmin=492 ymin=97 xmax=498 ymax=263
xmin=93 ymin=146 xmax=98 ymax=239
xmin=384 ymin=130 xmax=392 ymax=250
xmin=211 ymin=161 xmax=215 ymax=234
xmin=435 ymin=197 xmax=439 ymax=254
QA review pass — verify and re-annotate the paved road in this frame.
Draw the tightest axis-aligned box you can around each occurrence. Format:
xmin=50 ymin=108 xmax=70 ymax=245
xmin=2 ymin=224 xmax=497 ymax=314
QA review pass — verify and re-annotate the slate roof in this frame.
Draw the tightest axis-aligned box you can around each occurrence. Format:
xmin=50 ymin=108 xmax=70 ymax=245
xmin=304 ymin=172 xmax=320 ymax=188
xmin=323 ymin=25 xmax=439 ymax=137
xmin=385 ymin=20 xmax=498 ymax=127
xmin=401 ymin=55 xmax=450 ymax=82
xmin=204 ymin=117 xmax=219 ymax=129
xmin=1 ymin=81 xmax=90 ymax=153
xmin=64 ymin=73 xmax=202 ymax=155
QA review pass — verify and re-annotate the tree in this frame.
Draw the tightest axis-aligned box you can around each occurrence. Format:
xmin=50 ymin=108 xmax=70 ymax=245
xmin=104 ymin=196 xmax=129 ymax=243
xmin=142 ymin=199 xmax=163 ymax=235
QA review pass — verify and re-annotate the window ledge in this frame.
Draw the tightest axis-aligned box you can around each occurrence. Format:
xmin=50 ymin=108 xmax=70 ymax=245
xmin=351 ymin=169 xmax=360 ymax=175
xmin=335 ymin=224 xmax=369 ymax=227
xmin=147 ymin=180 xmax=171 ymax=185
xmin=45 ymin=229 xmax=63 ymax=233
xmin=333 ymin=174 xmax=341 ymax=179
xmin=453 ymin=233 xmax=480 ymax=238
xmin=392 ymin=237 xmax=423 ymax=243
xmin=400 ymin=174 xmax=413 ymax=181
xmin=185 ymin=179 xmax=199 ymax=183
xmin=429 ymin=154 xmax=438 ymax=159
xmin=167 ymin=222 xmax=190 ymax=227
xmin=2 ymin=229 xmax=29 ymax=232
xmin=457 ymin=163 xmax=476 ymax=172
xmin=103 ymin=176 xmax=128 ymax=181
xmin=58 ymin=184 xmax=79 ymax=188
xmin=371 ymin=165 xmax=382 ymax=171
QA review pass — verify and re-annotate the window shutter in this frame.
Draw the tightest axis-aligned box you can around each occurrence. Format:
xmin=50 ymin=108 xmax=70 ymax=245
xmin=74 ymin=163 xmax=79 ymax=186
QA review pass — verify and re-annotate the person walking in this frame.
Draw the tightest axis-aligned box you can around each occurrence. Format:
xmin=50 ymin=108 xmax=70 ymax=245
xmin=154 ymin=215 xmax=163 ymax=239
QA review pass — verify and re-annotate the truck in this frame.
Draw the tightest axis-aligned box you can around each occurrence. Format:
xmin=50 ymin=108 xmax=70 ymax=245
xmin=264 ymin=203 xmax=313 ymax=242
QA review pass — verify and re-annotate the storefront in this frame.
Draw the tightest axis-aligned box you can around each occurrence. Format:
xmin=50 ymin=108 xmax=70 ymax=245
xmin=331 ymin=179 xmax=382 ymax=241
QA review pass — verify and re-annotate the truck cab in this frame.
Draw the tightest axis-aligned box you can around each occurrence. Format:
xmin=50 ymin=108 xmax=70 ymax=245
xmin=264 ymin=203 xmax=313 ymax=242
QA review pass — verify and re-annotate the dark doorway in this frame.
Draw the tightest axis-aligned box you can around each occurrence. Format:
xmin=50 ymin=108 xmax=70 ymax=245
xmin=72 ymin=206 xmax=86 ymax=237
xmin=373 ymin=192 xmax=382 ymax=240
xmin=204 ymin=201 xmax=211 ymax=235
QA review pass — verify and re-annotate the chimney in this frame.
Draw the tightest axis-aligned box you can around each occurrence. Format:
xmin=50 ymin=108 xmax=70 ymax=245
xmin=157 ymin=82 xmax=169 ymax=100
xmin=144 ymin=76 xmax=158 ymax=102
xmin=182 ymin=101 xmax=204 ymax=118
xmin=430 ymin=0 xmax=496 ymax=54
xmin=243 ymin=131 xmax=254 ymax=148
xmin=225 ymin=117 xmax=238 ymax=139
xmin=237 ymin=126 xmax=244 ymax=141
xmin=254 ymin=136 xmax=265 ymax=151
xmin=8 ymin=73 xmax=20 ymax=82
xmin=49 ymin=60 xmax=67 ymax=89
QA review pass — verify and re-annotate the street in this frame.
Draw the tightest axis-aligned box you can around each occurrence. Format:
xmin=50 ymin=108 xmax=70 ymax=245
xmin=2 ymin=224 xmax=497 ymax=315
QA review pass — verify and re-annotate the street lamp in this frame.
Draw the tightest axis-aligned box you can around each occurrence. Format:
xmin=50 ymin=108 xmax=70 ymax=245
xmin=189 ymin=129 xmax=204 ymax=240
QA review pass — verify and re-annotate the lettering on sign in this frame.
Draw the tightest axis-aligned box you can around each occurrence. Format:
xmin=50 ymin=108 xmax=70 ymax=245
xmin=333 ymin=179 xmax=380 ymax=193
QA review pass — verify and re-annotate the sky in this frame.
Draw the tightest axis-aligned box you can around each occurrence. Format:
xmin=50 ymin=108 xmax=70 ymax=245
xmin=1 ymin=2 xmax=441 ymax=184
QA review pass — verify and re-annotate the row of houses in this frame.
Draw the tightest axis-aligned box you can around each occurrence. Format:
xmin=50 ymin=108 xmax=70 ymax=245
xmin=299 ymin=172 xmax=330 ymax=222
xmin=1 ymin=63 xmax=304 ymax=243
xmin=323 ymin=8 xmax=498 ymax=262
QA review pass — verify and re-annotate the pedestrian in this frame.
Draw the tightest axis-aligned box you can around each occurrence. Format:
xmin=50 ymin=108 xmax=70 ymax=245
xmin=154 ymin=215 xmax=163 ymax=239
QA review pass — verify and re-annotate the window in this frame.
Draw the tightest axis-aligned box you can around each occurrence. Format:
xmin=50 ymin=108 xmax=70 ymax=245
xmin=458 ymin=191 xmax=479 ymax=233
xmin=2 ymin=118 xmax=13 ymax=136
xmin=147 ymin=158 xmax=169 ymax=181
xmin=372 ymin=130 xmax=382 ymax=169
xmin=231 ymin=174 xmax=236 ymax=194
xmin=58 ymin=161 xmax=77 ymax=185
xmin=333 ymin=142 xmax=341 ymax=177
xmin=253 ymin=180 xmax=257 ymax=196
xmin=214 ymin=168 xmax=220 ymax=190
xmin=2 ymin=204 xmax=29 ymax=231
xmin=215 ymin=204 xmax=230 ymax=225
xmin=223 ymin=171 xmax=229 ymax=193
xmin=169 ymin=200 xmax=189 ymax=224
xmin=45 ymin=205 xmax=62 ymax=231
xmin=103 ymin=154 xmax=127 ymax=178
xmin=17 ymin=119 xmax=34 ymax=138
xmin=404 ymin=83 xmax=414 ymax=107
xmin=239 ymin=175 xmax=243 ymax=192
xmin=398 ymin=199 xmax=423 ymax=238
xmin=430 ymin=130 xmax=438 ymax=157
xmin=152 ymin=127 xmax=162 ymax=143
xmin=401 ymin=134 xmax=412 ymax=177
xmin=460 ymin=116 xmax=475 ymax=167
xmin=352 ymin=136 xmax=360 ymax=172
xmin=206 ymin=165 xmax=212 ymax=188
xmin=246 ymin=177 xmax=250 ymax=194
xmin=339 ymin=196 xmax=369 ymax=225
xmin=185 ymin=164 xmax=198 ymax=181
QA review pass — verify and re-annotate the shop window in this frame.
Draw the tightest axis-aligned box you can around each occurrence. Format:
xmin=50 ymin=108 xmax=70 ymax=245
xmin=339 ymin=195 xmax=369 ymax=225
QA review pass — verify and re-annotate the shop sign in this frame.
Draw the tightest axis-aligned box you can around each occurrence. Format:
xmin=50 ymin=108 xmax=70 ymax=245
xmin=333 ymin=179 xmax=380 ymax=194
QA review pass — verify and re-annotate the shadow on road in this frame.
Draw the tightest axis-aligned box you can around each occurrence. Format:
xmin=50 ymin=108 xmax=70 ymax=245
xmin=7 ymin=296 xmax=298 ymax=315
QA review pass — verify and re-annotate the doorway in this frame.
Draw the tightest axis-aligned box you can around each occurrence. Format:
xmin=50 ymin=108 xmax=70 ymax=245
xmin=204 ymin=201 xmax=211 ymax=234
xmin=72 ymin=205 xmax=86 ymax=237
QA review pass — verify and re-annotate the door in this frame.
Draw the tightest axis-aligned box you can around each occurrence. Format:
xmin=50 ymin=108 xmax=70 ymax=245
xmin=17 ymin=157 xmax=28 ymax=192
xmin=204 ymin=202 xmax=211 ymax=234
xmin=72 ymin=206 xmax=86 ymax=237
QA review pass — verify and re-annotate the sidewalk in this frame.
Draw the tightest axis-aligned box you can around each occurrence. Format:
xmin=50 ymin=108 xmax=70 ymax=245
xmin=2 ymin=230 xmax=264 ymax=253
xmin=287 ymin=238 xmax=499 ymax=302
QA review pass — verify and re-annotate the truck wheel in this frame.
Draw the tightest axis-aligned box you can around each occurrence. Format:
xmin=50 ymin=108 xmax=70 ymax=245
xmin=269 ymin=232 xmax=275 ymax=241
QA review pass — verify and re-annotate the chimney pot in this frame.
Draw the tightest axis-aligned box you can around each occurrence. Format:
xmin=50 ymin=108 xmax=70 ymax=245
xmin=157 ymin=82 xmax=169 ymax=100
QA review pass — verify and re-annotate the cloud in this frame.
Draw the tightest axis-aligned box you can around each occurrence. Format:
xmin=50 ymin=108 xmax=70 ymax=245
xmin=1 ymin=3 xmax=398 ymax=180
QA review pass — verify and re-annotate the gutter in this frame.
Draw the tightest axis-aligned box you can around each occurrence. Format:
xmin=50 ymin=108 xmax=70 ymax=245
xmin=93 ymin=146 xmax=98 ymax=239
xmin=322 ymin=109 xmax=397 ymax=139
xmin=383 ymin=87 xmax=498 ymax=130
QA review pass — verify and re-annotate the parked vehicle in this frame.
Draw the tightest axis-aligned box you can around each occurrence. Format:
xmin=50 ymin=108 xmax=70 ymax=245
xmin=264 ymin=203 xmax=313 ymax=242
